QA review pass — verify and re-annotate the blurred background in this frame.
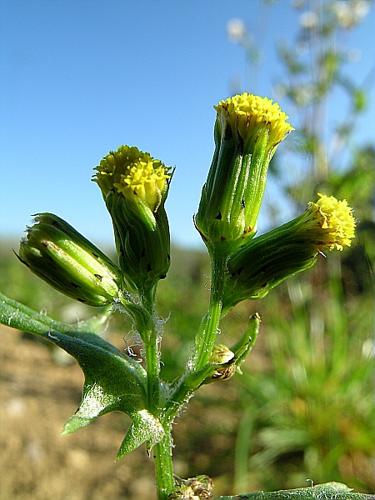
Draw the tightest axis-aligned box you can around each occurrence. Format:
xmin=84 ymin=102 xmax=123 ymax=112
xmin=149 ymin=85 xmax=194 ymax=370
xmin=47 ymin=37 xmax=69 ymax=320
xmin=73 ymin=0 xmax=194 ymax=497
xmin=1 ymin=1 xmax=374 ymax=498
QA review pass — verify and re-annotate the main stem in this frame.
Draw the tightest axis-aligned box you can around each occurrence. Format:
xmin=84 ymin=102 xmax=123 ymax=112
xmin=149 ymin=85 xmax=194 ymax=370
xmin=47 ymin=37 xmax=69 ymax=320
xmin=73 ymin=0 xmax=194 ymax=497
xmin=154 ymin=424 xmax=175 ymax=499
xmin=141 ymin=287 xmax=175 ymax=499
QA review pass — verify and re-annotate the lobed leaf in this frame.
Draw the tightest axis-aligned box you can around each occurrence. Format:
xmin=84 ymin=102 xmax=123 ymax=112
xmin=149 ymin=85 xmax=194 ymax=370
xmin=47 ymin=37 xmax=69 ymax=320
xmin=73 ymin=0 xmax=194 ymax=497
xmin=1 ymin=292 xmax=153 ymax=454
xmin=43 ymin=330 xmax=147 ymax=432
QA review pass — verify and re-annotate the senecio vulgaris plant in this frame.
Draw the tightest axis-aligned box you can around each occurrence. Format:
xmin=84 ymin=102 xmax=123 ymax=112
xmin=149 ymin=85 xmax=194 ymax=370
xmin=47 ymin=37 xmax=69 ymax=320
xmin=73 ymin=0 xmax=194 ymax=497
xmin=0 ymin=93 xmax=360 ymax=500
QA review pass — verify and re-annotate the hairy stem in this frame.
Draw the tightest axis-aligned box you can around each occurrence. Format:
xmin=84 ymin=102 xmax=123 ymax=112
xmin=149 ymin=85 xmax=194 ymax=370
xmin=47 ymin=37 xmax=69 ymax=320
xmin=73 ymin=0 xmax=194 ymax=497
xmin=162 ymin=251 xmax=228 ymax=424
xmin=140 ymin=288 xmax=175 ymax=497
xmin=140 ymin=287 xmax=161 ymax=412
xmin=163 ymin=364 xmax=215 ymax=423
xmin=153 ymin=424 xmax=175 ymax=499
xmin=144 ymin=329 xmax=160 ymax=412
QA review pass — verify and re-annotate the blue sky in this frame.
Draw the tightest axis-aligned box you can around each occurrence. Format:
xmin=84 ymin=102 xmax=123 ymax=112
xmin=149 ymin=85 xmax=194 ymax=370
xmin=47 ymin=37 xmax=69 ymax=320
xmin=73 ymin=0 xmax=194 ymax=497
xmin=1 ymin=0 xmax=374 ymax=250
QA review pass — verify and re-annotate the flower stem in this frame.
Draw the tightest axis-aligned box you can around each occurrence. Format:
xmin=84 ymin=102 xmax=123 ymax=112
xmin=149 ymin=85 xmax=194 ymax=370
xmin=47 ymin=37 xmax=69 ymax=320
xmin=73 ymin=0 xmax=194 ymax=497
xmin=140 ymin=287 xmax=160 ymax=412
xmin=194 ymin=251 xmax=227 ymax=370
xmin=145 ymin=333 xmax=160 ymax=411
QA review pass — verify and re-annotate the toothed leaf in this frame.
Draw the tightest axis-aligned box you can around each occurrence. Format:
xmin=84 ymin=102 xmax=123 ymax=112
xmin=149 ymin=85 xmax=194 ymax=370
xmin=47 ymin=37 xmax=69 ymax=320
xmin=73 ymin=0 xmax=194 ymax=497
xmin=44 ymin=331 xmax=147 ymax=431
xmin=117 ymin=410 xmax=164 ymax=459
xmin=0 ymin=293 xmax=148 ymax=431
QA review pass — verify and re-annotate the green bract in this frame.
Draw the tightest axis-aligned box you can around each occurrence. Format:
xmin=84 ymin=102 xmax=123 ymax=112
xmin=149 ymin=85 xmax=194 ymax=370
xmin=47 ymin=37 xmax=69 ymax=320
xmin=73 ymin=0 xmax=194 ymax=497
xmin=104 ymin=191 xmax=171 ymax=293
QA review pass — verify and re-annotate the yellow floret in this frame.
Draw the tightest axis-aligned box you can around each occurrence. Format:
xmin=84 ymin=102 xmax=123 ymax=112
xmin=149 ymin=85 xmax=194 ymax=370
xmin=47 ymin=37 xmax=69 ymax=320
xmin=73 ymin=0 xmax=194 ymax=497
xmin=215 ymin=93 xmax=294 ymax=146
xmin=95 ymin=146 xmax=171 ymax=211
xmin=309 ymin=193 xmax=356 ymax=250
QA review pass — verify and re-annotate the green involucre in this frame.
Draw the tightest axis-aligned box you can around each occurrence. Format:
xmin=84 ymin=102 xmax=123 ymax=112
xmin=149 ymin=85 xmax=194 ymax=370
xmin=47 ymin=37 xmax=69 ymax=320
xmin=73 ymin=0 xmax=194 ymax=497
xmin=195 ymin=94 xmax=292 ymax=251
xmin=104 ymin=191 xmax=171 ymax=293
xmin=223 ymin=216 xmax=319 ymax=309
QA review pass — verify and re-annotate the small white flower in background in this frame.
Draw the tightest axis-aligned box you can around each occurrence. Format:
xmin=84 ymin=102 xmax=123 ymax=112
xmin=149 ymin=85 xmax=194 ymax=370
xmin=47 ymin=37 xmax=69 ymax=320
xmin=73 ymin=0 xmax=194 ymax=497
xmin=227 ymin=18 xmax=246 ymax=42
xmin=300 ymin=10 xmax=319 ymax=29
xmin=333 ymin=0 xmax=371 ymax=28
xmin=353 ymin=0 xmax=371 ymax=20
xmin=333 ymin=1 xmax=354 ymax=27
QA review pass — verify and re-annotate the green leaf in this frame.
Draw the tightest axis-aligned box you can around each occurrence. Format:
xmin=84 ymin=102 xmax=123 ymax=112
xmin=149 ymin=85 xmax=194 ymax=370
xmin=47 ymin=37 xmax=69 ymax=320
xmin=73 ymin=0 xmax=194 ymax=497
xmin=44 ymin=330 xmax=147 ymax=432
xmin=1 ymin=292 xmax=149 ymax=446
xmin=0 ymin=290 xmax=62 ymax=336
xmin=117 ymin=409 xmax=164 ymax=458
xmin=219 ymin=482 xmax=375 ymax=499
xmin=0 ymin=291 xmax=120 ymax=354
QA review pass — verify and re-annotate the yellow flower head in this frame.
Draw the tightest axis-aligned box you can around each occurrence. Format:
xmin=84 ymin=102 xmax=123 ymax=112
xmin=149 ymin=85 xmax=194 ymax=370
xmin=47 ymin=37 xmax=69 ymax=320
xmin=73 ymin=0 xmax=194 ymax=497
xmin=215 ymin=93 xmax=294 ymax=147
xmin=308 ymin=193 xmax=356 ymax=251
xmin=94 ymin=146 xmax=171 ymax=212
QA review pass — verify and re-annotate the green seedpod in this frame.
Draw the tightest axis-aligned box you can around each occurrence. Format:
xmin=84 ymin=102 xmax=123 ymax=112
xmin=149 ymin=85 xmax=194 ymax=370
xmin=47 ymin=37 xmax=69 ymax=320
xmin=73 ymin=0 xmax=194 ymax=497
xmin=195 ymin=93 xmax=293 ymax=251
xmin=18 ymin=213 xmax=123 ymax=306
xmin=93 ymin=146 xmax=172 ymax=294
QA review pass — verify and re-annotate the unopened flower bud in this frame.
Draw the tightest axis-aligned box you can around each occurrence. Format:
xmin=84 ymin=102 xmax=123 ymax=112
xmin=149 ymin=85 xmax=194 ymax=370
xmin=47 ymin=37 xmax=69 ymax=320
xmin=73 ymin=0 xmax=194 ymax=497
xmin=18 ymin=213 xmax=122 ymax=306
xmin=195 ymin=93 xmax=293 ymax=250
xmin=223 ymin=194 xmax=355 ymax=308
xmin=94 ymin=146 xmax=172 ymax=293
